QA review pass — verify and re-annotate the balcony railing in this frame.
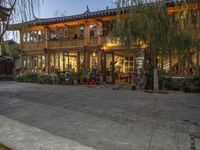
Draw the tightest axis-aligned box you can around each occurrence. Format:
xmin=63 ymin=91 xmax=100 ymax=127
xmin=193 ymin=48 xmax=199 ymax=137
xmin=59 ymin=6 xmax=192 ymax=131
xmin=22 ymin=39 xmax=85 ymax=50
xmin=89 ymin=37 xmax=98 ymax=45
xmin=22 ymin=36 xmax=124 ymax=50
xmin=22 ymin=42 xmax=45 ymax=50
xmin=48 ymin=39 xmax=84 ymax=48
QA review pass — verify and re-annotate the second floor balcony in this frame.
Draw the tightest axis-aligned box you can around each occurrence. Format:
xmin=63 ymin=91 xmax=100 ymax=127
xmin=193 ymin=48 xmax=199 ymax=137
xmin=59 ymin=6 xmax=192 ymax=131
xmin=21 ymin=37 xmax=102 ymax=51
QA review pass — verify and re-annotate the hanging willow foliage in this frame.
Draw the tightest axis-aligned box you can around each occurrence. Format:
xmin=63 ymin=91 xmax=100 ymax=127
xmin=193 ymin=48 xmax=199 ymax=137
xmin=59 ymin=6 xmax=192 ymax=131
xmin=0 ymin=0 xmax=43 ymax=41
xmin=113 ymin=0 xmax=197 ymax=58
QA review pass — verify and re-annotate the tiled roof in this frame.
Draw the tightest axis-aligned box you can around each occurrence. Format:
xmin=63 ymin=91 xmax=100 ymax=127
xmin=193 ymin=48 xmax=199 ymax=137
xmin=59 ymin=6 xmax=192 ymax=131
xmin=23 ymin=8 xmax=120 ymax=26
xmin=11 ymin=0 xmax=198 ymax=28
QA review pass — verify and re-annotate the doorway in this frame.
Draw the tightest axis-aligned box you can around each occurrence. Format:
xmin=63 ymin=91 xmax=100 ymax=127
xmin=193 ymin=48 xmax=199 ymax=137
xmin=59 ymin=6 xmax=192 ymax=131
xmin=104 ymin=52 xmax=115 ymax=84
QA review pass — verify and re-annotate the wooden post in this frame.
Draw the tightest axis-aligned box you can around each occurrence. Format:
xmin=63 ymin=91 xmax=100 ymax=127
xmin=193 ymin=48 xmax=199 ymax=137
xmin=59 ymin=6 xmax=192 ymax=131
xmin=84 ymin=46 xmax=87 ymax=71
xmin=58 ymin=51 xmax=60 ymax=70
xmin=87 ymin=49 xmax=90 ymax=71
xmin=84 ymin=24 xmax=89 ymax=46
xmin=63 ymin=52 xmax=65 ymax=71
xmin=77 ymin=51 xmax=80 ymax=72
xmin=44 ymin=28 xmax=48 ymax=49
xmin=37 ymin=55 xmax=39 ymax=73
xmin=97 ymin=21 xmax=103 ymax=45
xmin=112 ymin=51 xmax=115 ymax=84
xmin=98 ymin=48 xmax=102 ymax=72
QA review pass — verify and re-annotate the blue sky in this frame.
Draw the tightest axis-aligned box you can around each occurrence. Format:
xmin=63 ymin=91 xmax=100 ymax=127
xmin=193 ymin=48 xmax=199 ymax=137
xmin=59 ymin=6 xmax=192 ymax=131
xmin=40 ymin=0 xmax=115 ymax=18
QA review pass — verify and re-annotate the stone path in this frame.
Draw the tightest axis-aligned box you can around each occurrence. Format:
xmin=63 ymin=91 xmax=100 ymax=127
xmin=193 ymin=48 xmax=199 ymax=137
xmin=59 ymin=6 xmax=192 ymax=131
xmin=0 ymin=81 xmax=200 ymax=150
xmin=0 ymin=115 xmax=95 ymax=150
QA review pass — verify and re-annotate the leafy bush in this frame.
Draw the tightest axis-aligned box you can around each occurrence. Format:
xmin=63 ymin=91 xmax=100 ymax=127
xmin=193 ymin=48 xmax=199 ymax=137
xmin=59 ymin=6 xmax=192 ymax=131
xmin=159 ymin=76 xmax=173 ymax=90
xmin=0 ymin=75 xmax=13 ymax=81
xmin=14 ymin=73 xmax=53 ymax=85
xmin=15 ymin=74 xmax=25 ymax=82
xmin=159 ymin=76 xmax=200 ymax=93
xmin=37 ymin=75 xmax=53 ymax=84
xmin=182 ymin=76 xmax=200 ymax=93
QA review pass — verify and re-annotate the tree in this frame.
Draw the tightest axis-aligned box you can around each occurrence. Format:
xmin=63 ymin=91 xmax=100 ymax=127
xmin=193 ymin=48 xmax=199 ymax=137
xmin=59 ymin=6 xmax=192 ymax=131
xmin=0 ymin=0 xmax=43 ymax=41
xmin=113 ymin=0 xmax=196 ymax=91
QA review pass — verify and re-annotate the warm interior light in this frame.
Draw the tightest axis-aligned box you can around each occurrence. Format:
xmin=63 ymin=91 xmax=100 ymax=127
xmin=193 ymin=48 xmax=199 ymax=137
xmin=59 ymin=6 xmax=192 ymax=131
xmin=92 ymin=52 xmax=96 ymax=57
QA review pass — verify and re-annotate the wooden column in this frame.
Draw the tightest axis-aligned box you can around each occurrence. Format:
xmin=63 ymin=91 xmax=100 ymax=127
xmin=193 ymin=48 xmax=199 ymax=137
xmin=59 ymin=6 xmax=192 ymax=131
xmin=97 ymin=21 xmax=103 ymax=45
xmin=36 ymin=55 xmax=40 ymax=73
xmin=87 ymin=49 xmax=90 ymax=71
xmin=84 ymin=24 xmax=90 ymax=46
xmin=98 ymin=48 xmax=102 ymax=72
xmin=44 ymin=49 xmax=50 ymax=75
xmin=63 ymin=52 xmax=65 ymax=71
xmin=58 ymin=51 xmax=60 ymax=70
xmin=77 ymin=51 xmax=80 ymax=72
xmin=44 ymin=28 xmax=48 ymax=49
xmin=84 ymin=46 xmax=87 ymax=71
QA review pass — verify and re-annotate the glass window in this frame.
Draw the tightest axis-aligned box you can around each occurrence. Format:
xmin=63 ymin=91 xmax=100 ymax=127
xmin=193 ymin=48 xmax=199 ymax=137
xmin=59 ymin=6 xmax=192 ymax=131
xmin=90 ymin=24 xmax=97 ymax=37
xmin=80 ymin=52 xmax=84 ymax=71
xmin=64 ymin=52 xmax=69 ymax=71
xmin=42 ymin=55 xmax=45 ymax=71
xmin=69 ymin=52 xmax=77 ymax=72
xmin=64 ymin=27 xmax=69 ymax=39
xmin=33 ymin=56 xmax=37 ymax=68
xmin=50 ymin=53 xmax=55 ymax=72
xmin=79 ymin=26 xmax=84 ymax=40
xmin=55 ymin=53 xmax=59 ymax=70
xmin=90 ymin=51 xmax=98 ymax=70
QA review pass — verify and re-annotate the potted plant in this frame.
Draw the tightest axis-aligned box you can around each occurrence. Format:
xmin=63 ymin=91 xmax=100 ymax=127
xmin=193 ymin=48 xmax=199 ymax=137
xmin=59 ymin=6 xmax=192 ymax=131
xmin=71 ymin=72 xmax=79 ymax=85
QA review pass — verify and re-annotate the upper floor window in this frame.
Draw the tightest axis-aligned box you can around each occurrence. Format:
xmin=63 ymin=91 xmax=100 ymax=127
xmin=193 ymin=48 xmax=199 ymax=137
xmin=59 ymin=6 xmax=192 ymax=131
xmin=90 ymin=24 xmax=97 ymax=38
xmin=49 ymin=29 xmax=57 ymax=40
xmin=64 ymin=26 xmax=69 ymax=39
xmin=79 ymin=26 xmax=84 ymax=40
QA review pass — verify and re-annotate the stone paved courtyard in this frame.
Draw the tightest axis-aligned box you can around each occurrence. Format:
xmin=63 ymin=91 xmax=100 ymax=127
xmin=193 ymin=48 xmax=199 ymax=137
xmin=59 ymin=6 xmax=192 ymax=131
xmin=0 ymin=81 xmax=200 ymax=150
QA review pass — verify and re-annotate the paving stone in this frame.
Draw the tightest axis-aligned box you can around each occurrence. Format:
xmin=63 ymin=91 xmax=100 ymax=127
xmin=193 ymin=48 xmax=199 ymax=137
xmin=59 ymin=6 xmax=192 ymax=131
xmin=0 ymin=81 xmax=199 ymax=150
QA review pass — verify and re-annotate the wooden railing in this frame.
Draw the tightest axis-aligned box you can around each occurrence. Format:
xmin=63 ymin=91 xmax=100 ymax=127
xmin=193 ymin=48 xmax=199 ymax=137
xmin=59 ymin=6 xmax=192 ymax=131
xmin=21 ymin=36 xmax=124 ymax=50
xmin=22 ymin=42 xmax=45 ymax=50
xmin=48 ymin=39 xmax=84 ymax=48
xmin=89 ymin=37 xmax=98 ymax=45
xmin=22 ymin=39 xmax=85 ymax=50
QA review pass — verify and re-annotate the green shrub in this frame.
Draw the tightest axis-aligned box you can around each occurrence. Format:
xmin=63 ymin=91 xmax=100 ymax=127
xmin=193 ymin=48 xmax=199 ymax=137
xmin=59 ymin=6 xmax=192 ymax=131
xmin=159 ymin=76 xmax=200 ymax=93
xmin=14 ymin=73 xmax=53 ymax=85
xmin=159 ymin=76 xmax=173 ymax=90
xmin=182 ymin=76 xmax=200 ymax=93
xmin=0 ymin=75 xmax=13 ymax=81
xmin=37 ymin=75 xmax=53 ymax=84
xmin=15 ymin=74 xmax=25 ymax=82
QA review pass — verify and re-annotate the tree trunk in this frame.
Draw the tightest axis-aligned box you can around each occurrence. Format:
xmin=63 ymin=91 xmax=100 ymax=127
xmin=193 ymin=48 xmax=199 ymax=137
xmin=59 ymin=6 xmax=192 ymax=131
xmin=154 ymin=68 xmax=159 ymax=91
xmin=153 ymin=53 xmax=159 ymax=91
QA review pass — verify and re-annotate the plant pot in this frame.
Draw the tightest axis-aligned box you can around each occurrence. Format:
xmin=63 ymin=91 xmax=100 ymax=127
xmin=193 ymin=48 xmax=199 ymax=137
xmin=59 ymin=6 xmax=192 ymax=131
xmin=132 ymin=86 xmax=136 ymax=90
xmin=73 ymin=79 xmax=78 ymax=85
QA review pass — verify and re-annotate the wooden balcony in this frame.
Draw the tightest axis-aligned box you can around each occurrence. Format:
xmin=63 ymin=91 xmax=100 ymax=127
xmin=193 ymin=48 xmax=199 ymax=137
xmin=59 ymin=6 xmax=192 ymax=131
xmin=89 ymin=37 xmax=98 ymax=46
xmin=22 ymin=42 xmax=45 ymax=50
xmin=21 ymin=37 xmax=115 ymax=51
xmin=21 ymin=39 xmax=85 ymax=51
xmin=48 ymin=39 xmax=84 ymax=48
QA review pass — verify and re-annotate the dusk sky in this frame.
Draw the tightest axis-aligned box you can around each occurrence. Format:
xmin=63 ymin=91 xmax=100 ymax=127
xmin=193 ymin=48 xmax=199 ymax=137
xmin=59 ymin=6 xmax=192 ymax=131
xmin=40 ymin=0 xmax=115 ymax=18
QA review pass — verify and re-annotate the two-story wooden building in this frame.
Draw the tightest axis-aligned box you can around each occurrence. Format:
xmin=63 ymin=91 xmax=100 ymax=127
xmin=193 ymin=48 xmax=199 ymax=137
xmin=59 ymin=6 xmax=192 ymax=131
xmin=11 ymin=1 xmax=200 ymax=84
